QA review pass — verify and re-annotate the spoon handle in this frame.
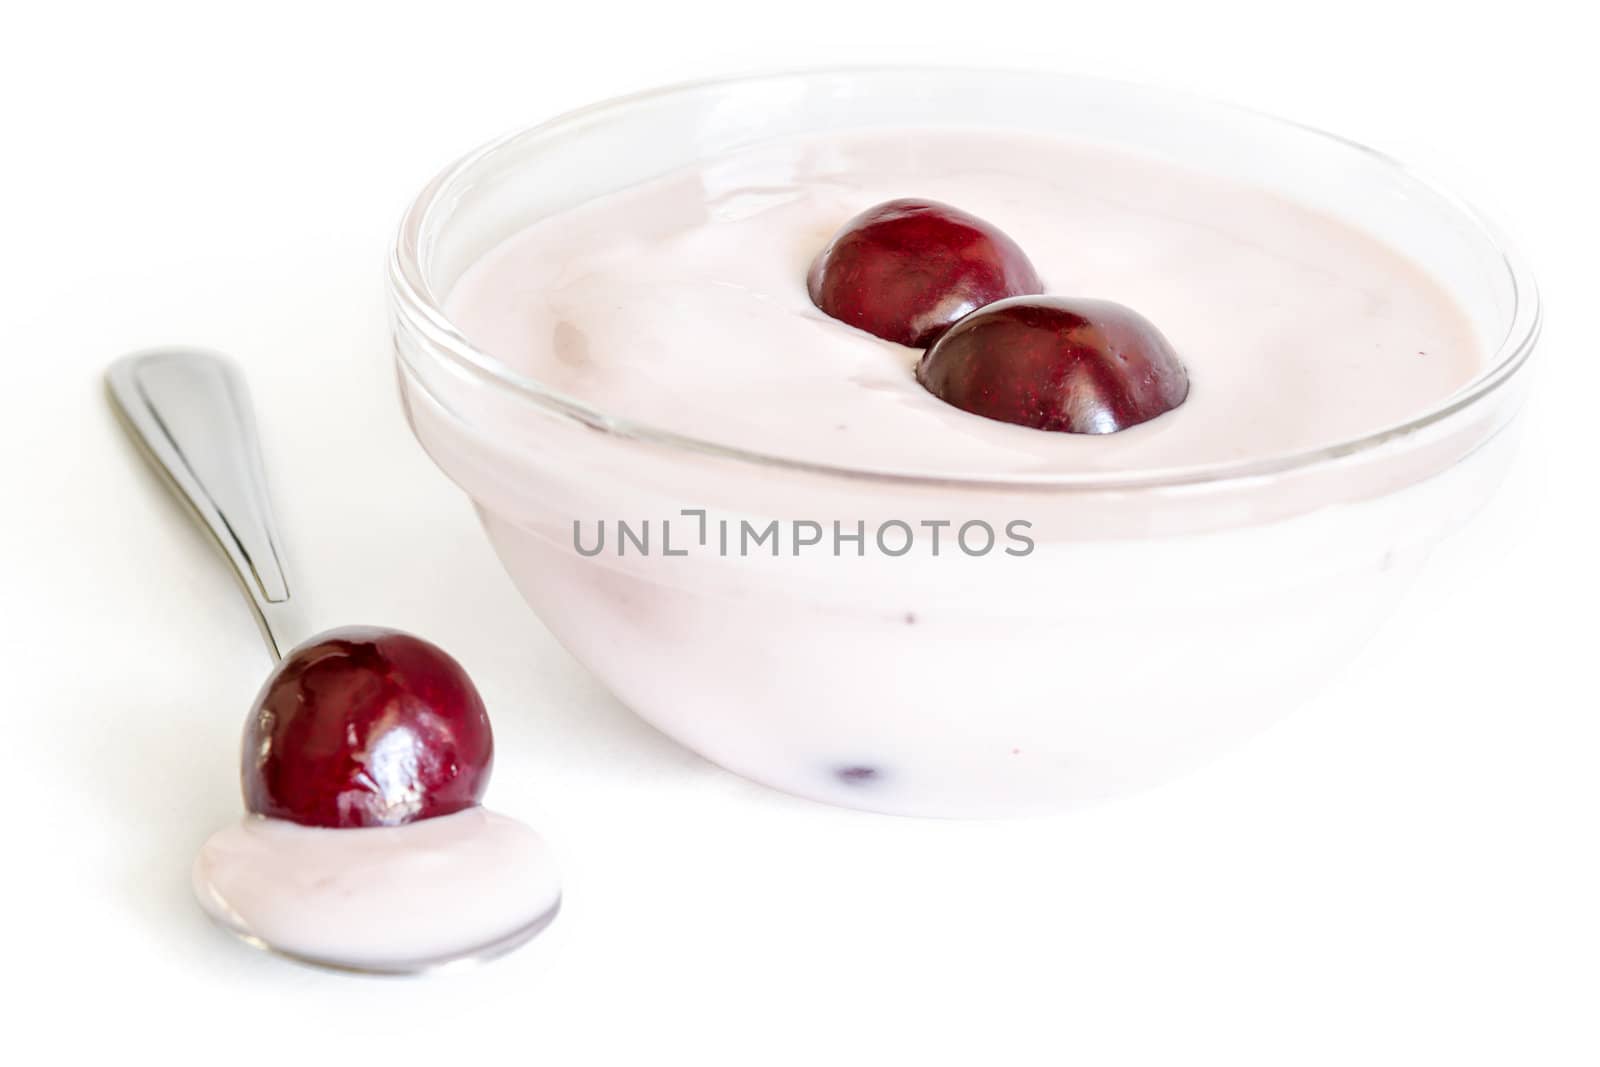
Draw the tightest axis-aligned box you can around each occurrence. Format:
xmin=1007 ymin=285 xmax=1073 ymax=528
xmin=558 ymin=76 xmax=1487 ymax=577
xmin=107 ymin=348 xmax=299 ymax=661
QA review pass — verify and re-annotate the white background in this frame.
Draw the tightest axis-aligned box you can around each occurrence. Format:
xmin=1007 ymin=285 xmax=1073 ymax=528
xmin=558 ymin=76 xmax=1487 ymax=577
xmin=4 ymin=1 xmax=1595 ymax=1063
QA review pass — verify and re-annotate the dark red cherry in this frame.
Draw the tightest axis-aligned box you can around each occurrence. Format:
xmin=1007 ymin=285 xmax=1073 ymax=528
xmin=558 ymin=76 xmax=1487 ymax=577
xmin=242 ymin=626 xmax=494 ymax=829
xmin=917 ymin=297 xmax=1189 ymax=434
xmin=807 ymin=198 xmax=1043 ymax=347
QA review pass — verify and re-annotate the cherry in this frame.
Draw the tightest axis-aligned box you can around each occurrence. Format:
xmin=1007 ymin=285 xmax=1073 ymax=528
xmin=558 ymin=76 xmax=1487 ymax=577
xmin=917 ymin=297 xmax=1189 ymax=434
xmin=807 ymin=198 xmax=1043 ymax=348
xmin=241 ymin=626 xmax=494 ymax=829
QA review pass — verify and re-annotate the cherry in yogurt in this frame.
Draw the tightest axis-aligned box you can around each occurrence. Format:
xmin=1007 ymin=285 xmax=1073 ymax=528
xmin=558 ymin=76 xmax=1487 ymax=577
xmin=243 ymin=626 xmax=494 ymax=829
xmin=917 ymin=296 xmax=1189 ymax=434
xmin=807 ymin=198 xmax=1043 ymax=347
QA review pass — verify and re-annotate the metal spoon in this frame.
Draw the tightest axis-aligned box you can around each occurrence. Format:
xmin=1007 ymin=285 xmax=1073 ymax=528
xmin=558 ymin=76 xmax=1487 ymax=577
xmin=107 ymin=347 xmax=559 ymax=975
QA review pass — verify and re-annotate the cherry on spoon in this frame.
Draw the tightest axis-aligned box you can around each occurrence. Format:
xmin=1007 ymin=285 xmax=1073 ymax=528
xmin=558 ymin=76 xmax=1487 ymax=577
xmin=244 ymin=626 xmax=495 ymax=830
xmin=107 ymin=348 xmax=559 ymax=974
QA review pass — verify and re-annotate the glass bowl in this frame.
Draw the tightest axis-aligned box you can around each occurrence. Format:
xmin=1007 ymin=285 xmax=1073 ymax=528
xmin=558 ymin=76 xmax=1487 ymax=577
xmin=388 ymin=68 xmax=1539 ymax=817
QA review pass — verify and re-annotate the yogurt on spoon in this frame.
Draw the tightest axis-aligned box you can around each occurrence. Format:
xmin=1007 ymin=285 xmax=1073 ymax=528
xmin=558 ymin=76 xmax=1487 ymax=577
xmin=195 ymin=807 xmax=559 ymax=973
xmin=108 ymin=349 xmax=560 ymax=974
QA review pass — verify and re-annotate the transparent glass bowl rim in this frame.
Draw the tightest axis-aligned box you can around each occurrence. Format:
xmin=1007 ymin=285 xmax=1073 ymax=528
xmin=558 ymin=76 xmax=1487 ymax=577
xmin=388 ymin=66 xmax=1542 ymax=494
